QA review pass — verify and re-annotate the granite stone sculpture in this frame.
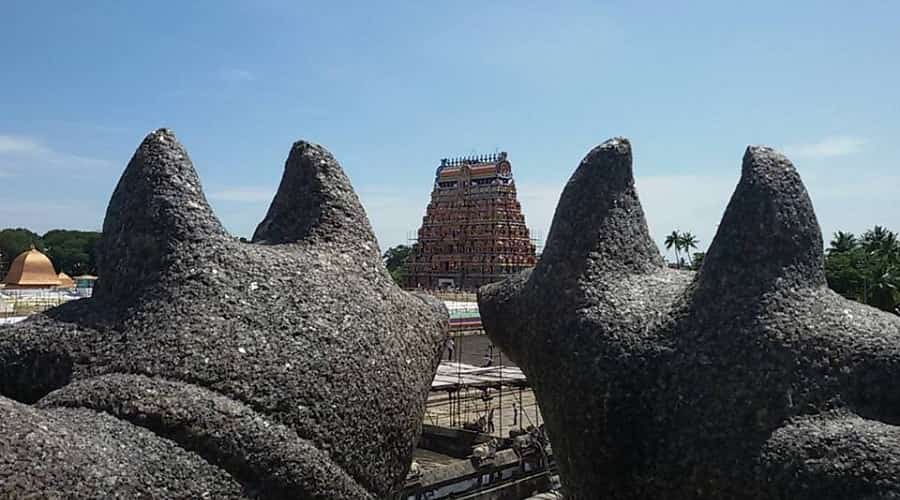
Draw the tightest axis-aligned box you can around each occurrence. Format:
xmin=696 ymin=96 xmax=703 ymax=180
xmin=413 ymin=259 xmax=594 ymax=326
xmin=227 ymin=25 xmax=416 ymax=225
xmin=478 ymin=138 xmax=900 ymax=499
xmin=0 ymin=129 xmax=448 ymax=499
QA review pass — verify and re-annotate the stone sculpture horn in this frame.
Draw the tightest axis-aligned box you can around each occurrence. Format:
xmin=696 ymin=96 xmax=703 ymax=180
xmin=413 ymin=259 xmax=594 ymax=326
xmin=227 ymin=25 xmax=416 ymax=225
xmin=0 ymin=129 xmax=448 ymax=499
xmin=479 ymin=138 xmax=900 ymax=499
xmin=252 ymin=140 xmax=378 ymax=252
xmin=97 ymin=129 xmax=229 ymax=301
xmin=535 ymin=138 xmax=662 ymax=284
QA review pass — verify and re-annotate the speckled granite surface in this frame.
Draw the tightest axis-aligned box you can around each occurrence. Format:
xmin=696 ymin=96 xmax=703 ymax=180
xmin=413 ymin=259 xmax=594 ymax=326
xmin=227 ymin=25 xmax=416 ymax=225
xmin=479 ymin=138 xmax=900 ymax=499
xmin=0 ymin=129 xmax=448 ymax=499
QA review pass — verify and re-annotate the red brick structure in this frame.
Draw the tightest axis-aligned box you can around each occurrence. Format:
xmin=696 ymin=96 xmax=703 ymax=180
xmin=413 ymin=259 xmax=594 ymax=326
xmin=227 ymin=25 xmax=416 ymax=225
xmin=407 ymin=153 xmax=537 ymax=291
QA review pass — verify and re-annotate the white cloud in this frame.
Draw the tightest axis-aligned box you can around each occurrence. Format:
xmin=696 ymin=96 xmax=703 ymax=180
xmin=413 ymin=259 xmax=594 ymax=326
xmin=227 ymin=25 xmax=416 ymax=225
xmin=0 ymin=135 xmax=46 ymax=154
xmin=511 ymin=170 xmax=898 ymax=264
xmin=357 ymin=185 xmax=433 ymax=251
xmin=510 ymin=177 xmax=739 ymax=258
xmin=637 ymin=175 xmax=736 ymax=258
xmin=0 ymin=200 xmax=104 ymax=234
xmin=206 ymin=184 xmax=435 ymax=250
xmin=0 ymin=133 xmax=113 ymax=175
xmin=353 ymin=176 xmax=731 ymax=259
xmin=209 ymin=187 xmax=274 ymax=202
xmin=219 ymin=68 xmax=256 ymax=82
xmin=145 ymin=165 xmax=900 ymax=265
xmin=518 ymin=176 xmax=733 ymax=259
xmin=516 ymin=182 xmax=564 ymax=252
xmin=206 ymin=183 xmax=432 ymax=245
xmin=352 ymin=177 xmax=732 ymax=258
xmin=783 ymin=136 xmax=866 ymax=159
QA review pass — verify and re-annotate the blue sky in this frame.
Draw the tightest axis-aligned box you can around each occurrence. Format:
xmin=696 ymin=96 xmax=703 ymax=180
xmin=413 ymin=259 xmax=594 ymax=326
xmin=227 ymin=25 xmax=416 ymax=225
xmin=1 ymin=1 xmax=898 ymax=260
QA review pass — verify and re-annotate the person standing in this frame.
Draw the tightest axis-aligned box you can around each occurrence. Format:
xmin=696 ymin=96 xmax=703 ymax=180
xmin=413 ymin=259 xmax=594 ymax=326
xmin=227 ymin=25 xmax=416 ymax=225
xmin=446 ymin=337 xmax=455 ymax=361
xmin=483 ymin=345 xmax=494 ymax=367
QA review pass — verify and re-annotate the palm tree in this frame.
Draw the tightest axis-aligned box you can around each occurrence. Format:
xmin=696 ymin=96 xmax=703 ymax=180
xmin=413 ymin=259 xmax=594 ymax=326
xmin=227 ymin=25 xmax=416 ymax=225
xmin=828 ymin=231 xmax=857 ymax=254
xmin=825 ymin=226 xmax=900 ymax=316
xmin=862 ymin=226 xmax=898 ymax=256
xmin=664 ymin=230 xmax=682 ymax=267
xmin=857 ymin=226 xmax=900 ymax=311
xmin=679 ymin=232 xmax=699 ymax=268
xmin=860 ymin=253 xmax=900 ymax=312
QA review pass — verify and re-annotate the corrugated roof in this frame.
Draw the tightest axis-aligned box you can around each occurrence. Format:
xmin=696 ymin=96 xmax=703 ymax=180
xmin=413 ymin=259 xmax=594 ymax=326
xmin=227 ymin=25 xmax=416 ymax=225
xmin=431 ymin=362 xmax=527 ymax=391
xmin=469 ymin=164 xmax=498 ymax=176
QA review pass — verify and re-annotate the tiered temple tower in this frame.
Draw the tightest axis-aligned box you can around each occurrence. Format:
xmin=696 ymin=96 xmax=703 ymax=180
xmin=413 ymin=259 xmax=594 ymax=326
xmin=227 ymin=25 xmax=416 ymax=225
xmin=407 ymin=152 xmax=537 ymax=290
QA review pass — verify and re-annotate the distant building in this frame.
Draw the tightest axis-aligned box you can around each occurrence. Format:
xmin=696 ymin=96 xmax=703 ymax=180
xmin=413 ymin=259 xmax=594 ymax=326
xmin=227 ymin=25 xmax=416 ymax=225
xmin=72 ymin=275 xmax=98 ymax=297
xmin=0 ymin=294 xmax=12 ymax=315
xmin=407 ymin=152 xmax=537 ymax=291
xmin=1 ymin=246 xmax=61 ymax=289
xmin=73 ymin=275 xmax=98 ymax=290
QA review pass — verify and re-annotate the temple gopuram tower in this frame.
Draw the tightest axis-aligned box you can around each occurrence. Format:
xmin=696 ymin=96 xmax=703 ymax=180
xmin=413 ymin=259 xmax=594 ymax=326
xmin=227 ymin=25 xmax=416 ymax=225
xmin=407 ymin=152 xmax=537 ymax=291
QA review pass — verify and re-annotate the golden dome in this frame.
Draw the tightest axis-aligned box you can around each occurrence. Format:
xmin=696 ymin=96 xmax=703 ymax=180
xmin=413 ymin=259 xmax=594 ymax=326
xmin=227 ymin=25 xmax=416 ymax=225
xmin=57 ymin=272 xmax=76 ymax=289
xmin=2 ymin=247 xmax=61 ymax=288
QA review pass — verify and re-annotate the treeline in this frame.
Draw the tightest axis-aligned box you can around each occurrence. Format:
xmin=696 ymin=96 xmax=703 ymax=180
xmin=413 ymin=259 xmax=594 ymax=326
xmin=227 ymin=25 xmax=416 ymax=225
xmin=3 ymin=223 xmax=895 ymax=316
xmin=826 ymin=226 xmax=900 ymax=315
xmin=383 ymin=224 xmax=899 ymax=317
xmin=382 ymin=244 xmax=411 ymax=286
xmin=0 ymin=228 xmax=101 ymax=277
xmin=666 ymin=225 xmax=898 ymax=315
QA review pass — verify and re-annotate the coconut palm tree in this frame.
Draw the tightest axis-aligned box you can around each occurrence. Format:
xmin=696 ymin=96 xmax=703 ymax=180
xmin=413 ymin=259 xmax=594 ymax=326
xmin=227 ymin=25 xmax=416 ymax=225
xmin=679 ymin=232 xmax=699 ymax=268
xmin=860 ymin=252 xmax=900 ymax=312
xmin=857 ymin=227 xmax=900 ymax=311
xmin=664 ymin=230 xmax=682 ymax=267
xmin=862 ymin=226 xmax=898 ymax=256
xmin=829 ymin=231 xmax=858 ymax=254
xmin=826 ymin=226 xmax=900 ymax=316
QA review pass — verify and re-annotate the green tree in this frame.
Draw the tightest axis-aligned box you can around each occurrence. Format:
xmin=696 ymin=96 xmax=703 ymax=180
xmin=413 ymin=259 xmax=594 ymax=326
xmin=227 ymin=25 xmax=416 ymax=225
xmin=825 ymin=250 xmax=863 ymax=299
xmin=863 ymin=256 xmax=900 ymax=313
xmin=42 ymin=229 xmax=101 ymax=276
xmin=825 ymin=227 xmax=900 ymax=315
xmin=691 ymin=252 xmax=705 ymax=271
xmin=664 ymin=230 xmax=682 ymax=268
xmin=859 ymin=226 xmax=899 ymax=312
xmin=679 ymin=232 xmax=699 ymax=268
xmin=861 ymin=226 xmax=898 ymax=256
xmin=828 ymin=231 xmax=857 ymax=254
xmin=382 ymin=244 xmax=412 ymax=287
xmin=664 ymin=230 xmax=700 ymax=269
xmin=0 ymin=228 xmax=102 ymax=278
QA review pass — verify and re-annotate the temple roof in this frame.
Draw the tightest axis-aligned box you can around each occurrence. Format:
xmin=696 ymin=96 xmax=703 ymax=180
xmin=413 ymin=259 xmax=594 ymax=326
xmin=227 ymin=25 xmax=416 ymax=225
xmin=435 ymin=152 xmax=512 ymax=182
xmin=57 ymin=272 xmax=76 ymax=289
xmin=2 ymin=247 xmax=61 ymax=287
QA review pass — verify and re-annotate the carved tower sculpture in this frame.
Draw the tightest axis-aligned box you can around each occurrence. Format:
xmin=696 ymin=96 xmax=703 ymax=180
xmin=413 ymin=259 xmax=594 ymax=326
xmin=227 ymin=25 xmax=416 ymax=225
xmin=0 ymin=129 xmax=448 ymax=499
xmin=407 ymin=153 xmax=537 ymax=290
xmin=479 ymin=138 xmax=900 ymax=499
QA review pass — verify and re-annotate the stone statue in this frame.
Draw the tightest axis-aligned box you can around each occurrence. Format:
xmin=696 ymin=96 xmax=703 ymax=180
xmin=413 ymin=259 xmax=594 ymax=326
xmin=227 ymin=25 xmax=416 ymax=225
xmin=478 ymin=138 xmax=900 ymax=499
xmin=0 ymin=129 xmax=448 ymax=499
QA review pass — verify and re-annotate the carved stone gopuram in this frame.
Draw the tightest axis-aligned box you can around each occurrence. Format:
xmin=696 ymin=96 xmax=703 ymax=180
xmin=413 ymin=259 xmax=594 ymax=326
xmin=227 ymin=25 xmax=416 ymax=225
xmin=0 ymin=129 xmax=448 ymax=499
xmin=478 ymin=138 xmax=900 ymax=499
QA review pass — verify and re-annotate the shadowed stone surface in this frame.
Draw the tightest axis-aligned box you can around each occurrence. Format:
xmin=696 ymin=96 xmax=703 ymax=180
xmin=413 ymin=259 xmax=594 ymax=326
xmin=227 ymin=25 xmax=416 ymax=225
xmin=478 ymin=138 xmax=900 ymax=499
xmin=0 ymin=129 xmax=448 ymax=499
